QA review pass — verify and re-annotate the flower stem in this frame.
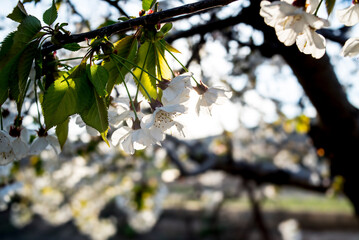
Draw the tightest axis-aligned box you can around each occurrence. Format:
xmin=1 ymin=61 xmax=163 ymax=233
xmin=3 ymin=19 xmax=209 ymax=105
xmin=34 ymin=80 xmax=43 ymax=126
xmin=159 ymin=41 xmax=199 ymax=85
xmin=314 ymin=0 xmax=323 ymax=16
xmin=111 ymin=53 xmax=161 ymax=82
xmin=110 ymin=55 xmax=152 ymax=102
xmin=57 ymin=57 xmax=84 ymax=62
xmin=0 ymin=108 xmax=3 ymax=131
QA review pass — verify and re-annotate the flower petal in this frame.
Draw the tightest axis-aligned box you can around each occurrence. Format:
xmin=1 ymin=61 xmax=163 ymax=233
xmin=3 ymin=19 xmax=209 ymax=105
xmin=341 ymin=37 xmax=359 ymax=57
xmin=337 ymin=5 xmax=359 ymax=26
xmin=28 ymin=137 xmax=48 ymax=155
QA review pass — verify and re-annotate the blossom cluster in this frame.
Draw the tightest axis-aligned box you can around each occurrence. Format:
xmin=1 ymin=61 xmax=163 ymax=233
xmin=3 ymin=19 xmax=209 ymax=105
xmin=110 ymin=72 xmax=231 ymax=155
xmin=259 ymin=0 xmax=359 ymax=58
xmin=0 ymin=104 xmax=60 ymax=166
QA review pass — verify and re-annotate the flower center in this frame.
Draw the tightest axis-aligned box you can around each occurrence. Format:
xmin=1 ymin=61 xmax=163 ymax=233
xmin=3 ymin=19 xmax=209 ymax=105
xmin=154 ymin=111 xmax=176 ymax=130
xmin=353 ymin=0 xmax=359 ymax=4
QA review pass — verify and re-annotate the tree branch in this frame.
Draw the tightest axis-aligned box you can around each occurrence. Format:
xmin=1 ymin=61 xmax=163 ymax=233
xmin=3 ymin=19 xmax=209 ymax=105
xmin=42 ymin=0 xmax=238 ymax=54
xmin=164 ymin=136 xmax=330 ymax=193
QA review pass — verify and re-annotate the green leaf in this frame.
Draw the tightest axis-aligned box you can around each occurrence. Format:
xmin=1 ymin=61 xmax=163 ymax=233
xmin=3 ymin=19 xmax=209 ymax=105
xmin=42 ymin=68 xmax=92 ymax=129
xmin=10 ymin=41 xmax=40 ymax=109
xmin=63 ymin=42 xmax=81 ymax=51
xmin=0 ymin=32 xmax=16 ymax=60
xmin=325 ymin=0 xmax=336 ymax=16
xmin=80 ymin=89 xmax=109 ymax=137
xmin=155 ymin=41 xmax=172 ymax=80
xmin=14 ymin=16 xmax=42 ymax=46
xmin=133 ymin=41 xmax=157 ymax=100
xmin=55 ymin=117 xmax=69 ymax=149
xmin=43 ymin=0 xmax=58 ymax=25
xmin=102 ymin=36 xmax=138 ymax=93
xmin=87 ymin=65 xmax=109 ymax=97
xmin=7 ymin=1 xmax=28 ymax=23
xmin=160 ymin=23 xmax=172 ymax=35
xmin=164 ymin=41 xmax=181 ymax=53
xmin=142 ymin=0 xmax=156 ymax=11
xmin=0 ymin=57 xmax=17 ymax=106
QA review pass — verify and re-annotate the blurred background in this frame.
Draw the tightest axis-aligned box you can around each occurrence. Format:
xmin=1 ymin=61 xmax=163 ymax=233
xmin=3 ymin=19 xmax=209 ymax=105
xmin=1 ymin=0 xmax=359 ymax=239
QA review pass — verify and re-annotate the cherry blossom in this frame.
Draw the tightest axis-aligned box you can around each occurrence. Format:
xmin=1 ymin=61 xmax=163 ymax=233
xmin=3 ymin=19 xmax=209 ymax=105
xmin=296 ymin=26 xmax=326 ymax=59
xmin=194 ymin=81 xmax=232 ymax=115
xmin=337 ymin=2 xmax=359 ymax=26
xmin=28 ymin=128 xmax=61 ymax=156
xmin=341 ymin=37 xmax=359 ymax=57
xmin=160 ymin=72 xmax=193 ymax=105
xmin=111 ymin=119 xmax=158 ymax=154
xmin=260 ymin=0 xmax=329 ymax=58
xmin=0 ymin=130 xmax=16 ymax=166
xmin=141 ymin=101 xmax=186 ymax=142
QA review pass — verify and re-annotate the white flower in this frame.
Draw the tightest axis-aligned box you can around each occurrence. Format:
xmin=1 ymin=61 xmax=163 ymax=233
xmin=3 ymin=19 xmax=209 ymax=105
xmin=28 ymin=134 xmax=61 ymax=156
xmin=0 ymin=128 xmax=30 ymax=165
xmin=108 ymin=98 xmax=142 ymax=128
xmin=341 ymin=37 xmax=359 ymax=57
xmin=141 ymin=103 xmax=186 ymax=142
xmin=260 ymin=0 xmax=329 ymax=57
xmin=194 ymin=82 xmax=231 ymax=115
xmin=296 ymin=26 xmax=326 ymax=58
xmin=161 ymin=72 xmax=193 ymax=105
xmin=337 ymin=3 xmax=359 ymax=26
xmin=111 ymin=119 xmax=157 ymax=155
xmin=0 ymin=130 xmax=16 ymax=166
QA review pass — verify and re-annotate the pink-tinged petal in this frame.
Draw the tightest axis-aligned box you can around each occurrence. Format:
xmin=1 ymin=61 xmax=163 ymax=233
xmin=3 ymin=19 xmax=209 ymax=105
xmin=341 ymin=38 xmax=359 ymax=57
xmin=12 ymin=138 xmax=29 ymax=160
xmin=337 ymin=5 xmax=359 ymax=26
xmin=28 ymin=137 xmax=48 ymax=155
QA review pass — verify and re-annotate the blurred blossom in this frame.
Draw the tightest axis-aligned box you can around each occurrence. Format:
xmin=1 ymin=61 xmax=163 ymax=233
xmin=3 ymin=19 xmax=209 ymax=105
xmin=116 ymin=182 xmax=167 ymax=233
xmin=198 ymin=171 xmax=225 ymax=187
xmin=278 ymin=219 xmax=302 ymax=240
xmin=0 ymin=182 xmax=22 ymax=211
xmin=10 ymin=203 xmax=33 ymax=228
xmin=161 ymin=168 xmax=180 ymax=182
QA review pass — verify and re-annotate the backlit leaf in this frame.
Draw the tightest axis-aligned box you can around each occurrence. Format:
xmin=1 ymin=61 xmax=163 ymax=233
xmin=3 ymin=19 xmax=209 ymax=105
xmin=102 ymin=36 xmax=138 ymax=93
xmin=80 ymin=89 xmax=109 ymax=137
xmin=87 ymin=64 xmax=109 ymax=97
xmin=42 ymin=68 xmax=92 ymax=129
xmin=142 ymin=0 xmax=156 ymax=11
xmin=133 ymin=41 xmax=157 ymax=100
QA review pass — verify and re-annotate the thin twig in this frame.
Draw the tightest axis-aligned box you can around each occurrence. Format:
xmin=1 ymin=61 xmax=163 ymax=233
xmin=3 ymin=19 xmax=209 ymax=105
xmin=42 ymin=0 xmax=238 ymax=54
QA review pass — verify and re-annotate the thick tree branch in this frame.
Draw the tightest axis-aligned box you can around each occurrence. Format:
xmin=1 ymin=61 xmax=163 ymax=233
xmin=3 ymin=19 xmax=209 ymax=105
xmin=42 ymin=0 xmax=238 ymax=54
xmin=164 ymin=136 xmax=330 ymax=193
